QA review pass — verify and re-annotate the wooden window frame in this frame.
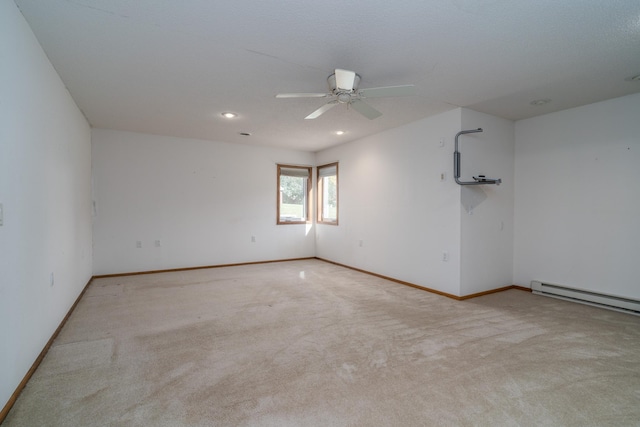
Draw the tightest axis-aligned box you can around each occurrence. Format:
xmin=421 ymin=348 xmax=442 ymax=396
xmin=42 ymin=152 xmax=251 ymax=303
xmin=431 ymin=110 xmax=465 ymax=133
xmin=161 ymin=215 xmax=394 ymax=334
xmin=277 ymin=164 xmax=312 ymax=225
xmin=317 ymin=162 xmax=339 ymax=225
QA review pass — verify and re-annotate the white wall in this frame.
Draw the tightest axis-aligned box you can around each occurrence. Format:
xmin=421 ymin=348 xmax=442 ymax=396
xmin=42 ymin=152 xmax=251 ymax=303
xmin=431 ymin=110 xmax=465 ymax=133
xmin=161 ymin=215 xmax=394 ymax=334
xmin=315 ymin=109 xmax=463 ymax=296
xmin=460 ymin=109 xmax=515 ymax=295
xmin=514 ymin=93 xmax=640 ymax=300
xmin=0 ymin=0 xmax=92 ymax=411
xmin=92 ymin=129 xmax=315 ymax=275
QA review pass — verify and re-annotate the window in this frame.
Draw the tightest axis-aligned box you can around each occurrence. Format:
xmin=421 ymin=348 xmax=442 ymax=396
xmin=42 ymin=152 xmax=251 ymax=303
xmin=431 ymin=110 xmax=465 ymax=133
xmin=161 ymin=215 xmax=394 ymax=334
xmin=277 ymin=164 xmax=311 ymax=224
xmin=317 ymin=162 xmax=338 ymax=224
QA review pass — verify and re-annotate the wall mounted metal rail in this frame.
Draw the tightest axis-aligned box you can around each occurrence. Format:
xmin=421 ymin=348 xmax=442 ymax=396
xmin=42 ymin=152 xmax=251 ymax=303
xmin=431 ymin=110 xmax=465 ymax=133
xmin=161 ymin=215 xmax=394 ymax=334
xmin=454 ymin=128 xmax=501 ymax=186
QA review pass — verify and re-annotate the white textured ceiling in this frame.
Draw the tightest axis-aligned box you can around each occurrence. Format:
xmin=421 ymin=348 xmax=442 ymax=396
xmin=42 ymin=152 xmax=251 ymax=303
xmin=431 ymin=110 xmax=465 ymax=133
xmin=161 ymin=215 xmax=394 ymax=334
xmin=14 ymin=0 xmax=640 ymax=151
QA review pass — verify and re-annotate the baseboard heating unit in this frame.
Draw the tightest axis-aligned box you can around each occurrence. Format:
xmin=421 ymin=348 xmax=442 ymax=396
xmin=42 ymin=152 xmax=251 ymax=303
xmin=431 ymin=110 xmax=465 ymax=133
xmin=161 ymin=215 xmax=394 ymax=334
xmin=531 ymin=281 xmax=640 ymax=316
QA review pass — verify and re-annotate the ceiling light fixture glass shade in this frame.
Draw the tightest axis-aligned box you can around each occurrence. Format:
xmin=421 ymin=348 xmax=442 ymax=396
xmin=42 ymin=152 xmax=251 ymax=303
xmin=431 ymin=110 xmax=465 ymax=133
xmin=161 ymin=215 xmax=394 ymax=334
xmin=221 ymin=112 xmax=238 ymax=118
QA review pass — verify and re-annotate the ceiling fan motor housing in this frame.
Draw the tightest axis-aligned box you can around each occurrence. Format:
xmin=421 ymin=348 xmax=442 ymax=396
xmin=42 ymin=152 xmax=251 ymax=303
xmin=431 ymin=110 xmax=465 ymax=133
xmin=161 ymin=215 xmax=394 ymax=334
xmin=328 ymin=72 xmax=361 ymax=93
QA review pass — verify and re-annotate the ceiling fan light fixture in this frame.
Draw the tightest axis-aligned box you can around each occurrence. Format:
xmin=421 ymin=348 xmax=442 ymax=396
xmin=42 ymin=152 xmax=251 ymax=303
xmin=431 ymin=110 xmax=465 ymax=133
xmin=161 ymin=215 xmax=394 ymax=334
xmin=221 ymin=112 xmax=238 ymax=119
xmin=337 ymin=93 xmax=351 ymax=103
xmin=277 ymin=68 xmax=414 ymax=120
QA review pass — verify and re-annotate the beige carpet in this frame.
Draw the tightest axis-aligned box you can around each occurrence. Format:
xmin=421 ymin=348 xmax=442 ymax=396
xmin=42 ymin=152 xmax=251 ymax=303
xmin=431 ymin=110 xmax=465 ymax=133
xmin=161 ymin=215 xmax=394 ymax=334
xmin=4 ymin=259 xmax=640 ymax=426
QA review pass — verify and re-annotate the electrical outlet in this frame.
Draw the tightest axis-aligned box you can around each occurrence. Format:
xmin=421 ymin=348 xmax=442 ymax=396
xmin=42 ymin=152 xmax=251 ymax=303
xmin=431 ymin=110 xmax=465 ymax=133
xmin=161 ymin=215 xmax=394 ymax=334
xmin=442 ymin=251 xmax=449 ymax=262
xmin=440 ymin=172 xmax=446 ymax=182
xmin=251 ymin=235 xmax=256 ymax=243
xmin=155 ymin=240 xmax=161 ymax=247
xmin=136 ymin=241 xmax=142 ymax=248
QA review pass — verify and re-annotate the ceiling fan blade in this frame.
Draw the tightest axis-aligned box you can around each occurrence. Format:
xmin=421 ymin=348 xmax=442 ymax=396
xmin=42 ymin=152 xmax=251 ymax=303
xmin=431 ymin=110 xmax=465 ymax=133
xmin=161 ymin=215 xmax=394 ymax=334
xmin=276 ymin=93 xmax=328 ymax=98
xmin=358 ymin=85 xmax=416 ymax=98
xmin=335 ymin=69 xmax=356 ymax=91
xmin=305 ymin=101 xmax=339 ymax=119
xmin=350 ymin=99 xmax=382 ymax=120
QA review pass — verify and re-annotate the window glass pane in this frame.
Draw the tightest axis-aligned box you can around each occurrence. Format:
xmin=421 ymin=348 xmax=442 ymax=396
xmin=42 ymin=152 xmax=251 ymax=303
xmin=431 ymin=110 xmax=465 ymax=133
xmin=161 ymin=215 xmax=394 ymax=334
xmin=280 ymin=175 xmax=307 ymax=221
xmin=317 ymin=163 xmax=338 ymax=224
xmin=321 ymin=175 xmax=337 ymax=221
xmin=277 ymin=164 xmax=310 ymax=224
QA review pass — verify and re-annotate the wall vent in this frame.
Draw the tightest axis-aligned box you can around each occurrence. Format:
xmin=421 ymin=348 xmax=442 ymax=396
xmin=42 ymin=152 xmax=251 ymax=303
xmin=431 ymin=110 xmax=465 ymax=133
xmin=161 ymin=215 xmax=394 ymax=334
xmin=531 ymin=281 xmax=640 ymax=316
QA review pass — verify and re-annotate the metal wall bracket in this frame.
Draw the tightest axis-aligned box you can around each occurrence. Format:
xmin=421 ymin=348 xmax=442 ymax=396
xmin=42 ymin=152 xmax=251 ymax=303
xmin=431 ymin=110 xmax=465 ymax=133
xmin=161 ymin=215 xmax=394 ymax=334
xmin=454 ymin=128 xmax=501 ymax=186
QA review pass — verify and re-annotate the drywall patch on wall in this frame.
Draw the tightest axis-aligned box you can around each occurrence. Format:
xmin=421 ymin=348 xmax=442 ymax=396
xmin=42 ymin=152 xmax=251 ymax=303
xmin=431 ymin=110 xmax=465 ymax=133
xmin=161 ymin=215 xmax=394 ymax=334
xmin=461 ymin=186 xmax=488 ymax=215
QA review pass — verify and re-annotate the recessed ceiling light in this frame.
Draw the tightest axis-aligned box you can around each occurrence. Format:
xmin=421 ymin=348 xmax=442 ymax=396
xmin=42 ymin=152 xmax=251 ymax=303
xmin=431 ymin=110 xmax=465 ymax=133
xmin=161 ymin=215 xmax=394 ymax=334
xmin=530 ymin=99 xmax=551 ymax=106
xmin=335 ymin=130 xmax=345 ymax=135
xmin=221 ymin=112 xmax=238 ymax=119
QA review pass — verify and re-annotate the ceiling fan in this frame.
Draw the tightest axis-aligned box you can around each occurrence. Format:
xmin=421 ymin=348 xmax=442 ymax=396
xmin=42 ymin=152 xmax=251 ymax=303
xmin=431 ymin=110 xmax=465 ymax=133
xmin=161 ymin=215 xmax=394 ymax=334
xmin=276 ymin=69 xmax=415 ymax=120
